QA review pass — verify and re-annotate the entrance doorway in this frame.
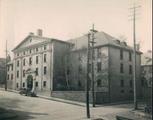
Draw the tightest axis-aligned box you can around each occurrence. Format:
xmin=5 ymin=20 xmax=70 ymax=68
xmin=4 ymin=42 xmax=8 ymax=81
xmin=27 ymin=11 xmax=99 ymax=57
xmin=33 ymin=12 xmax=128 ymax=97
xmin=27 ymin=75 xmax=33 ymax=90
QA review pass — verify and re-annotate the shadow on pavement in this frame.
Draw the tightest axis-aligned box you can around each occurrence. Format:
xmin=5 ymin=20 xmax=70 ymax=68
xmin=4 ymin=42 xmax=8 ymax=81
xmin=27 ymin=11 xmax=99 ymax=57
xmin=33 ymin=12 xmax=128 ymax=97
xmin=0 ymin=107 xmax=48 ymax=120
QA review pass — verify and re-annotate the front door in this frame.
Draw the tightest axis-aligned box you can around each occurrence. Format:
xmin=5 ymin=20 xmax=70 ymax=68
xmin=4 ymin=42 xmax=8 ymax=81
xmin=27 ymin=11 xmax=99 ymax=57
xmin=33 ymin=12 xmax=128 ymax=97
xmin=27 ymin=75 xmax=33 ymax=90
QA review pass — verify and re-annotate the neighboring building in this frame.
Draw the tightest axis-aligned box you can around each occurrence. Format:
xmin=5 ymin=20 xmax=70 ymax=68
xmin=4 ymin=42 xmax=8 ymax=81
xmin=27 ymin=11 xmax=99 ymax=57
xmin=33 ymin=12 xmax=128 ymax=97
xmin=7 ymin=61 xmax=14 ymax=89
xmin=64 ymin=31 xmax=142 ymax=103
xmin=11 ymin=29 xmax=72 ymax=92
xmin=0 ymin=58 xmax=6 ymax=85
xmin=141 ymin=50 xmax=152 ymax=104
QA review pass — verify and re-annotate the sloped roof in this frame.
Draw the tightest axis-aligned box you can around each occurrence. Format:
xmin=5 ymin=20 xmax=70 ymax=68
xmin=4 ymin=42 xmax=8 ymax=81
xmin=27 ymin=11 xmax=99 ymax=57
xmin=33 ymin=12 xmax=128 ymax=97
xmin=141 ymin=50 xmax=152 ymax=66
xmin=68 ymin=31 xmax=133 ymax=51
xmin=12 ymin=34 xmax=71 ymax=52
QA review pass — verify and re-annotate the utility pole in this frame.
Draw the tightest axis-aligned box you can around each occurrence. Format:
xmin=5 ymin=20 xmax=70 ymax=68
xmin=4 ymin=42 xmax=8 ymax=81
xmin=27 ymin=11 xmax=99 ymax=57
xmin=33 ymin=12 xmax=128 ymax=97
xmin=90 ymin=24 xmax=97 ymax=107
xmin=86 ymin=33 xmax=91 ymax=118
xmin=129 ymin=1 xmax=141 ymax=110
xmin=5 ymin=40 xmax=8 ymax=91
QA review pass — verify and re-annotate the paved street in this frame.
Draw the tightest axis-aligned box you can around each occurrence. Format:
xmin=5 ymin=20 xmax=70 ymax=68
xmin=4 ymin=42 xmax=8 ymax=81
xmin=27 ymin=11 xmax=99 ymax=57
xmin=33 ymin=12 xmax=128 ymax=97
xmin=0 ymin=90 xmax=141 ymax=120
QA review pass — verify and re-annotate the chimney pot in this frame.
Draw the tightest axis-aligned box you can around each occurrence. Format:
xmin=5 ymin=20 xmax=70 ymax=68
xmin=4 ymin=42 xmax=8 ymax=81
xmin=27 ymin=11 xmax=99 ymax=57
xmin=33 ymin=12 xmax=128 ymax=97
xmin=37 ymin=29 xmax=43 ymax=36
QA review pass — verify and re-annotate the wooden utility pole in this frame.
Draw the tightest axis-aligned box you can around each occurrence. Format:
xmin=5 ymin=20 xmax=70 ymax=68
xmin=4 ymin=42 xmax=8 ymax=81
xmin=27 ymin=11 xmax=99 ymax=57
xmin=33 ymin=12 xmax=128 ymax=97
xmin=90 ymin=24 xmax=97 ymax=107
xmin=86 ymin=33 xmax=91 ymax=118
xmin=129 ymin=1 xmax=141 ymax=110
xmin=5 ymin=40 xmax=8 ymax=91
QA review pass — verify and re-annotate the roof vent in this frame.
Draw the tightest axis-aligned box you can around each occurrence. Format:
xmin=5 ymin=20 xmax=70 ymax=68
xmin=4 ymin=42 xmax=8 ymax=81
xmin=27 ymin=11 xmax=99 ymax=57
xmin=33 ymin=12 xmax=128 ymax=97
xmin=116 ymin=40 xmax=120 ymax=44
xmin=29 ymin=32 xmax=34 ymax=35
xmin=122 ymin=41 xmax=127 ymax=46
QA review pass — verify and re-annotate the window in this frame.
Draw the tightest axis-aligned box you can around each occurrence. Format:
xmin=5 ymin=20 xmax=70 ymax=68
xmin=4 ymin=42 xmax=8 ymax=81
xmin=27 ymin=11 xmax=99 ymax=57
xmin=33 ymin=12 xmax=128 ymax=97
xmin=129 ymin=90 xmax=133 ymax=93
xmin=97 ymin=62 xmax=102 ymax=72
xmin=30 ymin=49 xmax=32 ymax=54
xmin=44 ymin=45 xmax=46 ymax=50
xmin=121 ymin=90 xmax=124 ymax=93
xmin=120 ymin=80 xmax=124 ymax=87
xmin=11 ymin=74 xmax=13 ymax=80
xmin=44 ymin=54 xmax=46 ymax=63
xmin=23 ymin=82 xmax=25 ymax=87
xmin=23 ymin=59 xmax=26 ymax=66
xmin=16 ymin=83 xmax=19 ymax=88
xmin=43 ymin=81 xmax=46 ymax=87
xmin=97 ymin=48 xmax=101 ymax=58
xmin=7 ymin=66 xmax=9 ymax=71
xmin=89 ymin=64 xmax=91 ymax=73
xmin=129 ymin=65 xmax=132 ymax=74
xmin=7 ymin=74 xmax=9 ymax=80
xmin=35 ymin=82 xmax=38 ymax=87
xmin=78 ymin=65 xmax=82 ymax=73
xmin=97 ymin=79 xmax=101 ymax=87
xmin=29 ymin=57 xmax=32 ymax=65
xmin=17 ymin=60 xmax=19 ymax=67
xmin=120 ymin=49 xmax=123 ymax=60
xmin=36 ymin=48 xmax=38 ymax=52
xmin=141 ymin=79 xmax=144 ymax=87
xmin=36 ymin=56 xmax=38 ymax=64
xmin=17 ymin=71 xmax=19 ymax=78
xmin=129 ymin=52 xmax=132 ymax=61
xmin=17 ymin=53 xmax=19 ymax=56
xmin=78 ymin=80 xmax=82 ymax=87
xmin=130 ymin=80 xmax=133 ymax=88
xmin=23 ymin=51 xmax=25 ymax=55
xmin=36 ymin=68 xmax=38 ymax=76
xmin=23 ymin=70 xmax=25 ymax=77
xmin=44 ymin=66 xmax=47 ymax=75
xmin=67 ymin=67 xmax=70 ymax=75
xmin=11 ymin=65 xmax=13 ymax=71
xmin=120 ymin=63 xmax=124 ymax=73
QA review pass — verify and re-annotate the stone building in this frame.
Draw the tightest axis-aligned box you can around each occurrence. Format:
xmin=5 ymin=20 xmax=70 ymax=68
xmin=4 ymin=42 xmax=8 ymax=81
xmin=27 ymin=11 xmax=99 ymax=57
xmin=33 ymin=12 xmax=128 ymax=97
xmin=11 ymin=29 xmax=72 ymax=93
xmin=0 ymin=58 xmax=6 ymax=85
xmin=7 ymin=61 xmax=14 ymax=89
xmin=62 ymin=31 xmax=142 ymax=103
xmin=141 ymin=50 xmax=152 ymax=104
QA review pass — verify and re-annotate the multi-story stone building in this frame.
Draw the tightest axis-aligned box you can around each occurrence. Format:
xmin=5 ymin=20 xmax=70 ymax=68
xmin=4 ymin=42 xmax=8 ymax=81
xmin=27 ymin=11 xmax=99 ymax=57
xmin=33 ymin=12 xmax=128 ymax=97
xmin=11 ymin=29 xmax=72 ymax=93
xmin=8 ymin=29 xmax=142 ymax=103
xmin=64 ymin=31 xmax=142 ymax=103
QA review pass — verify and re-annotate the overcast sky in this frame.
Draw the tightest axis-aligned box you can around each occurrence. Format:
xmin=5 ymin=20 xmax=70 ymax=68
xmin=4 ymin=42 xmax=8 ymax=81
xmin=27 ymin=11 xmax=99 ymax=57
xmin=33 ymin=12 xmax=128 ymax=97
xmin=0 ymin=0 xmax=152 ymax=58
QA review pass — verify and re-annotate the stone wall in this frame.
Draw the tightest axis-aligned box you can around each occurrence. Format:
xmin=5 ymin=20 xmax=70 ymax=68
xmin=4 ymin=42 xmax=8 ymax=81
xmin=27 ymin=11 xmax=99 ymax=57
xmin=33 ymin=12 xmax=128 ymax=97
xmin=51 ymin=91 xmax=110 ymax=104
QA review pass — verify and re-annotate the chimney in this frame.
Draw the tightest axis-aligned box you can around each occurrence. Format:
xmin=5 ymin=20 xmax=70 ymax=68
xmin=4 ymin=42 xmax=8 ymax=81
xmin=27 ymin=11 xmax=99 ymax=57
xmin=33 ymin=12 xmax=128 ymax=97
xmin=136 ymin=44 xmax=140 ymax=51
xmin=37 ymin=29 xmax=43 ymax=36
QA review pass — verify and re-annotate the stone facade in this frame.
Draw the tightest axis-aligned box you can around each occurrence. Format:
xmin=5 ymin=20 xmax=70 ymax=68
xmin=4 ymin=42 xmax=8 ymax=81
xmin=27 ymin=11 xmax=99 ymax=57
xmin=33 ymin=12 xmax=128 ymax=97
xmin=10 ymin=30 xmax=71 ymax=92
xmin=64 ymin=32 xmax=142 ymax=103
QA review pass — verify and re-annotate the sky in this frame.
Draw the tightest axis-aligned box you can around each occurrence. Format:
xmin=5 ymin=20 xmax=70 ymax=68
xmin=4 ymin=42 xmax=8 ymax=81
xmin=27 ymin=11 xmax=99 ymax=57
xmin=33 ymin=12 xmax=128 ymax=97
xmin=0 ymin=0 xmax=152 ymax=58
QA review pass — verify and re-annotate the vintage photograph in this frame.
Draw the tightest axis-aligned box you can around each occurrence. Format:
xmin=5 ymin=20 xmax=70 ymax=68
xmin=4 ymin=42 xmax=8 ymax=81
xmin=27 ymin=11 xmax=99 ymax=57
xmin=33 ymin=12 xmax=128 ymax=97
xmin=0 ymin=0 xmax=152 ymax=120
